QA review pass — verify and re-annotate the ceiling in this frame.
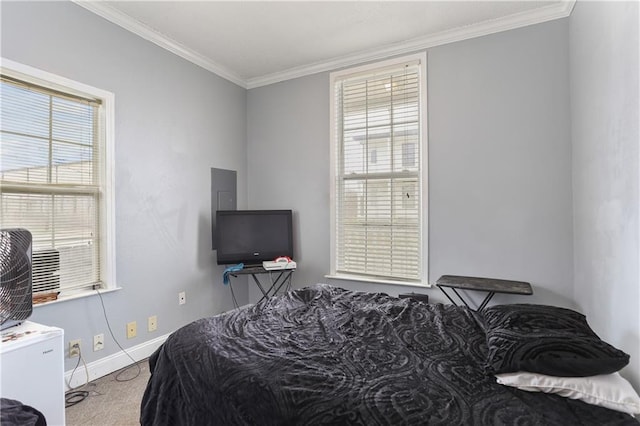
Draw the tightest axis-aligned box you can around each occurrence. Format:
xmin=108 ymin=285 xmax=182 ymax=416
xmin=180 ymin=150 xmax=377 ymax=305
xmin=76 ymin=1 xmax=575 ymax=88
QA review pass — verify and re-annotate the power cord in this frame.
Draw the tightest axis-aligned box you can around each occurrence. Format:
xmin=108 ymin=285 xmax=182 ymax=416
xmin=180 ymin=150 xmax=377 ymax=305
xmin=64 ymin=344 xmax=90 ymax=407
xmin=64 ymin=288 xmax=144 ymax=408
xmin=64 ymin=288 xmax=142 ymax=408
xmin=229 ymin=280 xmax=239 ymax=309
xmin=95 ymin=288 xmax=142 ymax=382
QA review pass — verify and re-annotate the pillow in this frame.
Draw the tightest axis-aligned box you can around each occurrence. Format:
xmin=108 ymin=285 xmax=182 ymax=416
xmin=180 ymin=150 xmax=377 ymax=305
xmin=482 ymin=304 xmax=629 ymax=377
xmin=495 ymin=371 xmax=640 ymax=416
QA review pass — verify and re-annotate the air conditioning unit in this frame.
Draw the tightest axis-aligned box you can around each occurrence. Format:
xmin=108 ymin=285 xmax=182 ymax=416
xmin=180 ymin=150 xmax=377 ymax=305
xmin=32 ymin=250 xmax=60 ymax=294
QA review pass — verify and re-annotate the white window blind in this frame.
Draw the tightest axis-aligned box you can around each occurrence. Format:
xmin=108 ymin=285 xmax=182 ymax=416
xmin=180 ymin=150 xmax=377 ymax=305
xmin=332 ymin=57 xmax=425 ymax=283
xmin=0 ymin=75 xmax=104 ymax=295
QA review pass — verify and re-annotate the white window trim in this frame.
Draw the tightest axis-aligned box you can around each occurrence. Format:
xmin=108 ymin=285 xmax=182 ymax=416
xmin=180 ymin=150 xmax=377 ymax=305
xmin=329 ymin=52 xmax=429 ymax=287
xmin=1 ymin=58 xmax=117 ymax=300
xmin=326 ymin=52 xmax=431 ymax=287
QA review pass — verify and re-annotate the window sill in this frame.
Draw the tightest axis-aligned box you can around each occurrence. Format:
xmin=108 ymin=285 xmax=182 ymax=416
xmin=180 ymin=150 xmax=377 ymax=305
xmin=324 ymin=274 xmax=431 ymax=288
xmin=33 ymin=287 xmax=122 ymax=308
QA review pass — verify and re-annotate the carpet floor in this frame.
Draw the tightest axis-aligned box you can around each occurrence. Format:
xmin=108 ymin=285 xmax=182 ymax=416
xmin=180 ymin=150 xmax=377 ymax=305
xmin=65 ymin=360 xmax=151 ymax=426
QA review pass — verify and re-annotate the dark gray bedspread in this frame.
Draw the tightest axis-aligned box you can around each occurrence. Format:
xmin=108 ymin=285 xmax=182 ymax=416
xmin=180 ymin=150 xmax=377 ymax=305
xmin=140 ymin=284 xmax=637 ymax=425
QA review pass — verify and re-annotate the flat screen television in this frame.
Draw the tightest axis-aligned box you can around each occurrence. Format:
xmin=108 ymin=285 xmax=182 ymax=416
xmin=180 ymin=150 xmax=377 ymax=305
xmin=215 ymin=210 xmax=293 ymax=266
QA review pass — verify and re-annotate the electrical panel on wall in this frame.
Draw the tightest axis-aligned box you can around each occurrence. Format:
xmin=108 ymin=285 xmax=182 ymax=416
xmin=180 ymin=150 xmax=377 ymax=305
xmin=211 ymin=168 xmax=237 ymax=250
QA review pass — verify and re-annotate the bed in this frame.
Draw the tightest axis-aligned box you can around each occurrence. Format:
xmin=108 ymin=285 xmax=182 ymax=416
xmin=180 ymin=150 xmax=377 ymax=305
xmin=140 ymin=284 xmax=639 ymax=425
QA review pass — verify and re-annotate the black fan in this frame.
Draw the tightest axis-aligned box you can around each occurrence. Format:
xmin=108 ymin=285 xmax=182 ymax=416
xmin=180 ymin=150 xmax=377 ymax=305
xmin=0 ymin=228 xmax=33 ymax=331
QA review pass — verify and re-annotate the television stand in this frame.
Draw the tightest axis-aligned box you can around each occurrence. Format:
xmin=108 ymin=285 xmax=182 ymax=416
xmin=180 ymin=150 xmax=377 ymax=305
xmin=229 ymin=265 xmax=295 ymax=305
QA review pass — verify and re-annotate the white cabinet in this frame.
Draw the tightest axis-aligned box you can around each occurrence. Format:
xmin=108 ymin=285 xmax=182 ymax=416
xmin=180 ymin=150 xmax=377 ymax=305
xmin=1 ymin=321 xmax=65 ymax=426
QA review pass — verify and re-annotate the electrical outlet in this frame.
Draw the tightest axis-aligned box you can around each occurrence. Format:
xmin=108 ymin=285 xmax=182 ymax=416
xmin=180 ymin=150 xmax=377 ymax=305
xmin=93 ymin=333 xmax=104 ymax=351
xmin=148 ymin=315 xmax=157 ymax=332
xmin=127 ymin=321 xmax=137 ymax=339
xmin=178 ymin=291 xmax=186 ymax=305
xmin=69 ymin=339 xmax=81 ymax=358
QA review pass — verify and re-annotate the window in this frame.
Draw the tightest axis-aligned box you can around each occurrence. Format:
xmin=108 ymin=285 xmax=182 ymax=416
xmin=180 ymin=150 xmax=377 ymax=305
xmin=0 ymin=59 xmax=115 ymax=299
xmin=330 ymin=54 xmax=427 ymax=285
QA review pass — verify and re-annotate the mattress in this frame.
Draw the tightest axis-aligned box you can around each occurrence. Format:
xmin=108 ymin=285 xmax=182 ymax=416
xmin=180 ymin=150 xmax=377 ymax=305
xmin=141 ymin=284 xmax=637 ymax=425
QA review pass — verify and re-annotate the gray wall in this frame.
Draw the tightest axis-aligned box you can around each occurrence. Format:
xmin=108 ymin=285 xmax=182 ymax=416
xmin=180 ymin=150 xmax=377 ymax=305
xmin=1 ymin=1 xmax=248 ymax=370
xmin=247 ymin=74 xmax=330 ymax=302
xmin=4 ymin=0 xmax=638 ymax=391
xmin=570 ymin=1 xmax=639 ymax=389
xmin=248 ymin=19 xmax=574 ymax=308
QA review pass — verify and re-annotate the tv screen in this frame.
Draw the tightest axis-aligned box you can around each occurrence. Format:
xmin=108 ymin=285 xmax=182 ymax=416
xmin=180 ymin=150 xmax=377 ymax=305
xmin=215 ymin=210 xmax=293 ymax=265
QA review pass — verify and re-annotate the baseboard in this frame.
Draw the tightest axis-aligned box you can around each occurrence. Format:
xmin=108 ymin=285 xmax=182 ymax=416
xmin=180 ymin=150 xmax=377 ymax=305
xmin=65 ymin=333 xmax=170 ymax=390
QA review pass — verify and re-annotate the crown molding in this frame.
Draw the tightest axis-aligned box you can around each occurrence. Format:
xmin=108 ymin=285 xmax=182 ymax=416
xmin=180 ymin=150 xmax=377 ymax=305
xmin=73 ymin=0 xmax=575 ymax=90
xmin=72 ymin=1 xmax=247 ymax=89
xmin=247 ymin=0 xmax=575 ymax=88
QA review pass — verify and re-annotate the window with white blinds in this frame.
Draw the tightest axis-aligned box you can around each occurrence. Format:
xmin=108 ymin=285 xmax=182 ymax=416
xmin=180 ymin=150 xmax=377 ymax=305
xmin=0 ymin=64 xmax=114 ymax=298
xmin=330 ymin=54 xmax=427 ymax=284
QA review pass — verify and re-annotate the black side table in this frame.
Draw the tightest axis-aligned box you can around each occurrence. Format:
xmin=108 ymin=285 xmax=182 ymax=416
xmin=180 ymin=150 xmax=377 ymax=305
xmin=436 ymin=275 xmax=532 ymax=312
xmin=398 ymin=293 xmax=429 ymax=303
xmin=230 ymin=266 xmax=295 ymax=305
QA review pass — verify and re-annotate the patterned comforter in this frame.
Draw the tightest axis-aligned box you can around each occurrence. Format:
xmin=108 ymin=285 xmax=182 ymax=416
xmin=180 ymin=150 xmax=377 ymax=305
xmin=140 ymin=284 xmax=637 ymax=425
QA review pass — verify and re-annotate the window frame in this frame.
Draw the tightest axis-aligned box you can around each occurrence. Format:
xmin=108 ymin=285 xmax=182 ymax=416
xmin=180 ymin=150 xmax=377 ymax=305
xmin=1 ymin=58 xmax=116 ymax=300
xmin=328 ymin=53 xmax=429 ymax=287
